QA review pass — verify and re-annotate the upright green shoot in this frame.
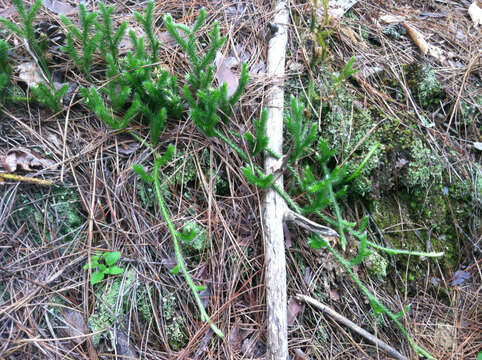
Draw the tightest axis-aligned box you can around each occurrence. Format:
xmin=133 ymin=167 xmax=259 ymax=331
xmin=134 ymin=1 xmax=160 ymax=63
xmin=97 ymin=1 xmax=126 ymax=61
xmin=60 ymin=3 xmax=100 ymax=78
xmin=0 ymin=40 xmax=12 ymax=104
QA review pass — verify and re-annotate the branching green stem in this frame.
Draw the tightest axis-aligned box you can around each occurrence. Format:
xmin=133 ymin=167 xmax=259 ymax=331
xmin=323 ymin=240 xmax=434 ymax=359
xmin=152 ymin=157 xmax=224 ymax=339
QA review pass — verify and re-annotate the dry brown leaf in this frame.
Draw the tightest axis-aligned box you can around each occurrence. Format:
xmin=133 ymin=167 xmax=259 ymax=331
xmin=227 ymin=322 xmax=242 ymax=351
xmin=42 ymin=0 xmax=76 ymax=15
xmin=117 ymin=141 xmax=139 ymax=155
xmin=294 ymin=348 xmax=310 ymax=360
xmin=17 ymin=62 xmax=43 ymax=87
xmin=60 ymin=309 xmax=89 ymax=345
xmin=115 ymin=329 xmax=137 ymax=359
xmin=403 ymin=23 xmax=428 ymax=55
xmin=1 ymin=148 xmax=57 ymax=173
xmin=287 ymin=297 xmax=303 ymax=325
xmin=215 ymin=52 xmax=239 ymax=97
xmin=328 ymin=288 xmax=340 ymax=301
xmin=469 ymin=1 xmax=482 ymax=26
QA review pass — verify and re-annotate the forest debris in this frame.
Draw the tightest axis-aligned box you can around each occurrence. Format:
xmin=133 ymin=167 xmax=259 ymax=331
xmin=215 ymin=52 xmax=239 ymax=97
xmin=287 ymin=297 xmax=303 ymax=325
xmin=42 ymin=0 xmax=76 ymax=15
xmin=17 ymin=62 xmax=43 ymax=87
xmin=402 ymin=23 xmax=451 ymax=63
xmin=59 ymin=309 xmax=89 ymax=345
xmin=468 ymin=1 xmax=482 ymax=26
xmin=1 ymin=148 xmax=57 ymax=172
xmin=294 ymin=348 xmax=310 ymax=360
xmin=451 ymin=270 xmax=471 ymax=286
xmin=379 ymin=14 xmax=406 ymax=24
xmin=433 ymin=323 xmax=456 ymax=350
xmin=115 ymin=329 xmax=137 ymax=359
xmin=0 ymin=172 xmax=53 ymax=186
xmin=403 ymin=23 xmax=428 ymax=55
xmin=324 ymin=0 xmax=359 ymax=18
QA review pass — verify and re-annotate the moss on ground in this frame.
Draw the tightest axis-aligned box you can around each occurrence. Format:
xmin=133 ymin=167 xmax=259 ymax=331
xmin=161 ymin=290 xmax=187 ymax=350
xmin=88 ymin=270 xmax=135 ymax=345
xmin=163 ymin=147 xmax=229 ymax=197
xmin=405 ymin=63 xmax=445 ymax=110
xmin=12 ymin=185 xmax=84 ymax=244
xmin=88 ymin=269 xmax=161 ymax=347
xmin=364 ymin=250 xmax=388 ymax=278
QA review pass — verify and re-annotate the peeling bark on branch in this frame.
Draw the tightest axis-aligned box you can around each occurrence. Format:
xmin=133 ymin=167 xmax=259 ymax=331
xmin=264 ymin=0 xmax=289 ymax=359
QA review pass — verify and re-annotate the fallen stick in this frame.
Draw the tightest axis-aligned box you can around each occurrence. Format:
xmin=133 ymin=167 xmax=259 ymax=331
xmin=263 ymin=0 xmax=290 ymax=358
xmin=295 ymin=294 xmax=406 ymax=360
xmin=0 ymin=172 xmax=52 ymax=186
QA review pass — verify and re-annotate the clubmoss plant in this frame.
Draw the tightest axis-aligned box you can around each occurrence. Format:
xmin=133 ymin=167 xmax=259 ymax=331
xmin=164 ymin=8 xmax=249 ymax=131
xmin=0 ymin=0 xmax=68 ymax=112
xmin=0 ymin=39 xmax=12 ymax=104
xmin=80 ymin=1 xmax=182 ymax=144
xmin=97 ymin=1 xmax=126 ymax=62
xmin=0 ymin=0 xmax=48 ymax=78
xmin=133 ymin=146 xmax=224 ymax=338
xmin=60 ymin=3 xmax=100 ymax=78
xmin=31 ymin=83 xmax=68 ymax=113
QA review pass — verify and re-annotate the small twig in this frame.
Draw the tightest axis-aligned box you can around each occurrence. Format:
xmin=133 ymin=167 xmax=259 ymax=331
xmin=284 ymin=208 xmax=338 ymax=241
xmin=295 ymin=294 xmax=407 ymax=360
xmin=0 ymin=172 xmax=52 ymax=186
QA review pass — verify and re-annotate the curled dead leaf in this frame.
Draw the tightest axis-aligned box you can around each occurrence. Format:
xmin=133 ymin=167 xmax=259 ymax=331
xmin=215 ymin=52 xmax=239 ymax=97
xmin=59 ymin=309 xmax=89 ymax=345
xmin=42 ymin=0 xmax=76 ymax=15
xmin=1 ymin=148 xmax=57 ymax=173
xmin=17 ymin=62 xmax=43 ymax=87
xmin=287 ymin=297 xmax=303 ymax=325
xmin=403 ymin=23 xmax=428 ymax=55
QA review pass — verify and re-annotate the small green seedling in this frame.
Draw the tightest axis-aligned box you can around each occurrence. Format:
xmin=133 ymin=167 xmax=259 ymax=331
xmin=83 ymin=251 xmax=125 ymax=285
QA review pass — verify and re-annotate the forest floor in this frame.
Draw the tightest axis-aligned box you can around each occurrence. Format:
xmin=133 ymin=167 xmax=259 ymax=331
xmin=0 ymin=0 xmax=480 ymax=359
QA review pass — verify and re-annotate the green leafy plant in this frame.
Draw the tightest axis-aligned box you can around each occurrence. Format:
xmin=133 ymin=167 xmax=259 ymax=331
xmin=31 ymin=83 xmax=68 ymax=113
xmin=60 ymin=3 xmax=100 ymax=78
xmin=132 ymin=145 xmax=224 ymax=338
xmin=164 ymin=8 xmax=249 ymax=134
xmin=0 ymin=0 xmax=47 ymax=76
xmin=245 ymin=108 xmax=269 ymax=156
xmin=83 ymin=251 xmax=125 ymax=285
xmin=310 ymin=0 xmax=333 ymax=64
xmin=0 ymin=0 xmax=69 ymax=112
xmin=0 ymin=39 xmax=12 ymax=103
xmin=97 ymin=1 xmax=126 ymax=62
xmin=133 ymin=1 xmax=160 ymax=63
xmin=80 ymin=1 xmax=182 ymax=145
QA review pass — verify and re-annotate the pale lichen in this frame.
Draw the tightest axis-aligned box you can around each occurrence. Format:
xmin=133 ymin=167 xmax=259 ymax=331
xmin=161 ymin=291 xmax=187 ymax=350
xmin=364 ymin=250 xmax=388 ymax=278
xmin=88 ymin=270 xmax=135 ymax=345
